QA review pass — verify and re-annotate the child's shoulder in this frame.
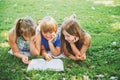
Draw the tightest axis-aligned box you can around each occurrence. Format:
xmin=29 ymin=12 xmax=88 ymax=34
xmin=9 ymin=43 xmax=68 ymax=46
xmin=84 ymin=33 xmax=91 ymax=39
xmin=8 ymin=28 xmax=16 ymax=42
xmin=8 ymin=28 xmax=15 ymax=36
xmin=9 ymin=28 xmax=14 ymax=32
xmin=84 ymin=33 xmax=91 ymax=46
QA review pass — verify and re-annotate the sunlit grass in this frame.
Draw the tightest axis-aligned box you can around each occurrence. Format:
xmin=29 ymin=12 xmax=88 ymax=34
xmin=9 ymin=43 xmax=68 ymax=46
xmin=0 ymin=30 xmax=8 ymax=37
xmin=93 ymin=0 xmax=120 ymax=6
xmin=0 ymin=0 xmax=120 ymax=80
xmin=111 ymin=22 xmax=120 ymax=31
xmin=94 ymin=0 xmax=114 ymax=5
xmin=0 ymin=42 xmax=9 ymax=48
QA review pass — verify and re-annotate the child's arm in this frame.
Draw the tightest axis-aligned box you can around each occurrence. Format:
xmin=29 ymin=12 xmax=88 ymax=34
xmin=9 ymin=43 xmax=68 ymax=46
xmin=41 ymin=45 xmax=47 ymax=57
xmin=70 ymin=43 xmax=82 ymax=56
xmin=29 ymin=33 xmax=41 ymax=56
xmin=8 ymin=30 xmax=29 ymax=64
xmin=41 ymin=45 xmax=52 ymax=60
xmin=48 ymin=32 xmax=61 ymax=56
xmin=63 ymin=43 xmax=77 ymax=60
xmin=48 ymin=41 xmax=61 ymax=56
xmin=79 ymin=34 xmax=91 ymax=56
xmin=71 ymin=34 xmax=91 ymax=60
xmin=41 ymin=45 xmax=52 ymax=61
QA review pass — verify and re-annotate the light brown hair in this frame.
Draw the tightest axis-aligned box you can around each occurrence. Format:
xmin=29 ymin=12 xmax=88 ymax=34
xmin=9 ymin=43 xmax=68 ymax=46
xmin=40 ymin=16 xmax=58 ymax=33
xmin=14 ymin=17 xmax=36 ymax=40
xmin=61 ymin=17 xmax=85 ymax=53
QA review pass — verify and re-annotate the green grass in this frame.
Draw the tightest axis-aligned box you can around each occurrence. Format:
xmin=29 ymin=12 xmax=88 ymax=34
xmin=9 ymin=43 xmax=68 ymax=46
xmin=0 ymin=0 xmax=120 ymax=80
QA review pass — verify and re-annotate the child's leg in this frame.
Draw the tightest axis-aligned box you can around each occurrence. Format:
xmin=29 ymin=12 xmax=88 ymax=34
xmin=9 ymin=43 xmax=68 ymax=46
xmin=8 ymin=49 xmax=31 ymax=56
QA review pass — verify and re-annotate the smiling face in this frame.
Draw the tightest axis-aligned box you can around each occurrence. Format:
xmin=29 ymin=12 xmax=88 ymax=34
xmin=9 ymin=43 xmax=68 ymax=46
xmin=42 ymin=31 xmax=56 ymax=40
xmin=40 ymin=16 xmax=58 ymax=41
xmin=62 ymin=30 xmax=76 ymax=43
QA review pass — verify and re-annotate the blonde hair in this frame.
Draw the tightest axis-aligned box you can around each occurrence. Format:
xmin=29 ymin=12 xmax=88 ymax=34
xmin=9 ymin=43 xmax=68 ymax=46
xmin=14 ymin=17 xmax=36 ymax=40
xmin=40 ymin=16 xmax=58 ymax=33
xmin=61 ymin=17 xmax=85 ymax=53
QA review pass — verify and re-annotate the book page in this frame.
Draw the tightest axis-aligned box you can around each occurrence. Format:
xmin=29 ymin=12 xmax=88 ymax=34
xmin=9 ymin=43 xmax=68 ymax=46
xmin=27 ymin=59 xmax=64 ymax=71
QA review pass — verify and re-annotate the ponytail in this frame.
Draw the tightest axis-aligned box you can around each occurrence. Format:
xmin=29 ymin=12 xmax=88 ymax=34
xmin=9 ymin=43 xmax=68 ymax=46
xmin=14 ymin=18 xmax=22 ymax=37
xmin=14 ymin=17 xmax=36 ymax=41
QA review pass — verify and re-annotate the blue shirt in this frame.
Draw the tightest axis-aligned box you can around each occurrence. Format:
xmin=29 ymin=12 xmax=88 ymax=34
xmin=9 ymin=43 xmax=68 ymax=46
xmin=41 ymin=27 xmax=61 ymax=51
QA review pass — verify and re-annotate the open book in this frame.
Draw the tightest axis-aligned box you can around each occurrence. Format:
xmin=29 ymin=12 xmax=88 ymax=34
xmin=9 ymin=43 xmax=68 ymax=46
xmin=27 ymin=59 xmax=64 ymax=71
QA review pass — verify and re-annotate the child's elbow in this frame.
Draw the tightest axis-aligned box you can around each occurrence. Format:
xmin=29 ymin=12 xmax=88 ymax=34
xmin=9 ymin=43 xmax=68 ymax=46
xmin=32 ymin=51 xmax=40 ymax=56
xmin=35 ymin=53 xmax=40 ymax=56
xmin=53 ymin=51 xmax=61 ymax=56
xmin=65 ymin=53 xmax=70 ymax=58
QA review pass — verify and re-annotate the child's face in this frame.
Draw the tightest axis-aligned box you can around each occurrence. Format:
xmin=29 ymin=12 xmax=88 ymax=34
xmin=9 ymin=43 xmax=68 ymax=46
xmin=62 ymin=30 xmax=75 ymax=43
xmin=22 ymin=34 xmax=30 ymax=41
xmin=42 ymin=31 xmax=56 ymax=41
xmin=22 ymin=33 xmax=34 ymax=41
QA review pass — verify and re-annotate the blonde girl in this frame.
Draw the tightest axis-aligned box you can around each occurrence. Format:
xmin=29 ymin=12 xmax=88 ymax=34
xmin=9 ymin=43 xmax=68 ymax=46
xmin=38 ymin=16 xmax=62 ymax=60
xmin=8 ymin=17 xmax=41 ymax=64
xmin=61 ymin=15 xmax=91 ymax=61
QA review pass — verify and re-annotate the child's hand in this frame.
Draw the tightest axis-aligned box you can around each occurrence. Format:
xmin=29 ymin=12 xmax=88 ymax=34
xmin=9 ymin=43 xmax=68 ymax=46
xmin=48 ymin=32 xmax=56 ymax=42
xmin=22 ymin=55 xmax=29 ymax=64
xmin=70 ymin=37 xmax=79 ymax=43
xmin=73 ymin=37 xmax=79 ymax=43
xmin=29 ymin=35 xmax=37 ymax=46
xmin=30 ymin=35 xmax=37 ymax=43
xmin=76 ymin=54 xmax=86 ymax=60
xmin=28 ymin=60 xmax=31 ymax=64
xmin=45 ymin=54 xmax=52 ymax=61
xmin=69 ymin=55 xmax=77 ymax=61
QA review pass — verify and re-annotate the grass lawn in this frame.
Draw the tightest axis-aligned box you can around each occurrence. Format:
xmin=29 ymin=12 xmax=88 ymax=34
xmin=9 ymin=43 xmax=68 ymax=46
xmin=0 ymin=0 xmax=120 ymax=80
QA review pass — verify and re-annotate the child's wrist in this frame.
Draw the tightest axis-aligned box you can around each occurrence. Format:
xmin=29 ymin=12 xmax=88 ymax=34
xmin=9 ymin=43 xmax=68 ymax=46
xmin=43 ymin=53 xmax=47 ymax=57
xmin=48 ymin=40 xmax=53 ymax=43
xmin=70 ymin=42 xmax=75 ymax=46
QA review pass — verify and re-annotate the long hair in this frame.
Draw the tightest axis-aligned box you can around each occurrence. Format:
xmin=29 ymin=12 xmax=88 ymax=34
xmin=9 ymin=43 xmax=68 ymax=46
xmin=14 ymin=17 xmax=36 ymax=41
xmin=61 ymin=18 xmax=85 ymax=54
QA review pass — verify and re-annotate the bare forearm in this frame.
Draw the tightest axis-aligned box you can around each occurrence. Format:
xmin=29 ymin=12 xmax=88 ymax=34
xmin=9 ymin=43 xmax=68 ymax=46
xmin=14 ymin=52 xmax=25 ymax=59
xmin=70 ymin=43 xmax=81 ymax=56
xmin=48 ymin=41 xmax=60 ymax=56
xmin=29 ymin=42 xmax=40 ymax=56
xmin=63 ymin=47 xmax=76 ymax=60
xmin=68 ymin=55 xmax=77 ymax=61
xmin=41 ymin=50 xmax=47 ymax=57
xmin=30 ymin=48 xmax=39 ymax=56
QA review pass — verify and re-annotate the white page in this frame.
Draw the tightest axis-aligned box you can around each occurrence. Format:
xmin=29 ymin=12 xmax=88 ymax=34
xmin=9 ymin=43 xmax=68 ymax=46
xmin=27 ymin=59 xmax=64 ymax=71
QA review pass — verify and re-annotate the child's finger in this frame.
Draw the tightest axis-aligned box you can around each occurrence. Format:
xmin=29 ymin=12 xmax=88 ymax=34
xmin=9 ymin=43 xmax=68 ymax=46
xmin=22 ymin=56 xmax=29 ymax=63
xmin=51 ymin=32 xmax=56 ymax=37
xmin=47 ymin=55 xmax=52 ymax=61
xmin=27 ymin=60 xmax=31 ymax=64
xmin=31 ymin=36 xmax=36 ymax=42
xmin=23 ymin=58 xmax=27 ymax=62
xmin=24 ymin=61 xmax=29 ymax=64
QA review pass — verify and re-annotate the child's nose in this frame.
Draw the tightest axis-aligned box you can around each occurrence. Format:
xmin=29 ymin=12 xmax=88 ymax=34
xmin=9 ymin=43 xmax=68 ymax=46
xmin=46 ymin=33 xmax=51 ymax=37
